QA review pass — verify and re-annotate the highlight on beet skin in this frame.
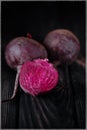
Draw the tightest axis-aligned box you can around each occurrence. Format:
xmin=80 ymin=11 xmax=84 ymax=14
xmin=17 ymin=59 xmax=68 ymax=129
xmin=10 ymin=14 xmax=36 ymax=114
xmin=19 ymin=58 xmax=59 ymax=96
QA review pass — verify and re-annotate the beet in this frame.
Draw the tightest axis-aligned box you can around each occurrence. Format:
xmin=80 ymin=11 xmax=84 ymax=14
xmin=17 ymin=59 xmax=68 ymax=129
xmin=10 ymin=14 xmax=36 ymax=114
xmin=19 ymin=59 xmax=58 ymax=96
xmin=44 ymin=29 xmax=80 ymax=65
xmin=2 ymin=36 xmax=48 ymax=102
xmin=5 ymin=36 xmax=47 ymax=69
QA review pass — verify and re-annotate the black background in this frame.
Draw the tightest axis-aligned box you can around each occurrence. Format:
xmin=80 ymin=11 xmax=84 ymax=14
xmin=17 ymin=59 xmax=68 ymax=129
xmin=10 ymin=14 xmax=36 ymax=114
xmin=2 ymin=1 xmax=86 ymax=57
xmin=1 ymin=1 xmax=86 ymax=129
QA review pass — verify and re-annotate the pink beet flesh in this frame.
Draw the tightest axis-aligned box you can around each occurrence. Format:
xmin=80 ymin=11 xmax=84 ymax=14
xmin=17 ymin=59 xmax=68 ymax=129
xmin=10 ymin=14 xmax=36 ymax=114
xmin=19 ymin=59 xmax=58 ymax=96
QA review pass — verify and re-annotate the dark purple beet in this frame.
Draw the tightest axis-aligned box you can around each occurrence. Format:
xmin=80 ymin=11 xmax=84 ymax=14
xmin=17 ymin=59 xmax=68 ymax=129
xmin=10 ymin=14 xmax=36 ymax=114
xmin=5 ymin=36 xmax=48 ymax=69
xmin=2 ymin=36 xmax=48 ymax=102
xmin=44 ymin=29 xmax=80 ymax=65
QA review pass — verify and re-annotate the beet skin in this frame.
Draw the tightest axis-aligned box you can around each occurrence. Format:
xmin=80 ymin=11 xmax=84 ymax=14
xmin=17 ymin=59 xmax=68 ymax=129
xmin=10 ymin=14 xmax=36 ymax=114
xmin=5 ymin=37 xmax=48 ymax=69
xmin=44 ymin=29 xmax=80 ymax=64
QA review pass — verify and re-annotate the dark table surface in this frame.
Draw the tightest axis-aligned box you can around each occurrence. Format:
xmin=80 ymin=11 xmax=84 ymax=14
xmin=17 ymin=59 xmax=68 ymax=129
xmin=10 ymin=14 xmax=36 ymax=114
xmin=1 ymin=1 xmax=86 ymax=129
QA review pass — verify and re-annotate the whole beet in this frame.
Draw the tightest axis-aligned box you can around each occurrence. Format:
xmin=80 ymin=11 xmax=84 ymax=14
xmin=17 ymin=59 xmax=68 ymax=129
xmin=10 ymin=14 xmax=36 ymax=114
xmin=44 ymin=29 xmax=80 ymax=65
xmin=5 ymin=36 xmax=47 ymax=69
xmin=3 ymin=36 xmax=48 ymax=102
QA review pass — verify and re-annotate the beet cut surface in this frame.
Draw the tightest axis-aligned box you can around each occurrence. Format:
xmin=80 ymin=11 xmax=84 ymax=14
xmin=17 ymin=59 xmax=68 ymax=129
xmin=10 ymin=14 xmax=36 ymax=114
xmin=19 ymin=59 xmax=59 ymax=96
